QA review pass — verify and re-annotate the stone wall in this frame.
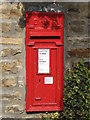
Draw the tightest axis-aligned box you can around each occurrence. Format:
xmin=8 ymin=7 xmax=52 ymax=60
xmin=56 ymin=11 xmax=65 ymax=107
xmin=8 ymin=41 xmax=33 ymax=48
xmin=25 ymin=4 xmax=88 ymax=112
xmin=0 ymin=2 xmax=89 ymax=119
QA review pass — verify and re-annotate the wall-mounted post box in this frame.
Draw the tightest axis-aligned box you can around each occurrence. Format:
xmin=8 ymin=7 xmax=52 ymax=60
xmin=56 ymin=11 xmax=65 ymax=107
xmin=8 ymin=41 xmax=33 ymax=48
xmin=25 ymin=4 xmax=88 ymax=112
xmin=25 ymin=12 xmax=64 ymax=112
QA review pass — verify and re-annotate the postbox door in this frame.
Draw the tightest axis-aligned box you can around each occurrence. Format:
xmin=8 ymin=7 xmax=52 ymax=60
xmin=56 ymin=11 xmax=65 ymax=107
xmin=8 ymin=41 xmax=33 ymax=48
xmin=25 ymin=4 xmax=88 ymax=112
xmin=33 ymin=48 xmax=57 ymax=105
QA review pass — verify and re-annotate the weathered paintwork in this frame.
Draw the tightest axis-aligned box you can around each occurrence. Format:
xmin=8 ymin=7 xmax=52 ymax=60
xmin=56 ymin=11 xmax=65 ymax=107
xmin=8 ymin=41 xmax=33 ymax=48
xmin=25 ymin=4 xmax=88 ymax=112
xmin=25 ymin=12 xmax=64 ymax=112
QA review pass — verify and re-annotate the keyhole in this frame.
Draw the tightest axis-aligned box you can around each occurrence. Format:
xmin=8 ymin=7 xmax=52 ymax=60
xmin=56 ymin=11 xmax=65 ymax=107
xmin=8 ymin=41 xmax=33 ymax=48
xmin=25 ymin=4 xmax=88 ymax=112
xmin=39 ymin=79 xmax=40 ymax=83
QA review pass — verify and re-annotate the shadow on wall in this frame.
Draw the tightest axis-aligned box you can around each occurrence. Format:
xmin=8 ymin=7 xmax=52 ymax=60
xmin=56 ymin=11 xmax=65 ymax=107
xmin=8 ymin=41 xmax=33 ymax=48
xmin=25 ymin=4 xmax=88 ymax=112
xmin=18 ymin=2 xmax=64 ymax=28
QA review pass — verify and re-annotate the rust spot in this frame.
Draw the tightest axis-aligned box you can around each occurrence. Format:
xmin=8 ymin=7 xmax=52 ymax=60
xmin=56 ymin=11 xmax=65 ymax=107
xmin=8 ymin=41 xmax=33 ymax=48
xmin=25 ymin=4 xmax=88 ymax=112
xmin=68 ymin=48 xmax=90 ymax=57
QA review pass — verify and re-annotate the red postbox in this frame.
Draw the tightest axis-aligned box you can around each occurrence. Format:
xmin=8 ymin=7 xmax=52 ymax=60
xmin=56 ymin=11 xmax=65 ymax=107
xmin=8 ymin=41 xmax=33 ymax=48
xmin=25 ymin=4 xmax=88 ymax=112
xmin=25 ymin=12 xmax=64 ymax=112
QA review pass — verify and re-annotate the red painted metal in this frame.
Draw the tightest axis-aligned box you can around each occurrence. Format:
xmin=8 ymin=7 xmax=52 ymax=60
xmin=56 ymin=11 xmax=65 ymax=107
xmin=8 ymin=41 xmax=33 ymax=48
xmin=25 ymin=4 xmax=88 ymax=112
xmin=25 ymin=12 xmax=64 ymax=112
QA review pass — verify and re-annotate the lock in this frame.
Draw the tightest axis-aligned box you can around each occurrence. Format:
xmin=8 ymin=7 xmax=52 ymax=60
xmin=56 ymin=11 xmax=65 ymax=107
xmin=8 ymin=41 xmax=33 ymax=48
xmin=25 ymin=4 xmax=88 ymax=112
xmin=39 ymin=79 xmax=40 ymax=83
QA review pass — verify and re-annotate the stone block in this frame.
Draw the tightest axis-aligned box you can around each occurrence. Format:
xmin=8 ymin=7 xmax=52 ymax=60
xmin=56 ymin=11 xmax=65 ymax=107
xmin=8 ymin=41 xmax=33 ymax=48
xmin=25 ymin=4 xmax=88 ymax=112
xmin=10 ymin=9 xmax=22 ymax=18
xmin=67 ymin=3 xmax=88 ymax=19
xmin=67 ymin=48 xmax=90 ymax=58
xmin=0 ymin=3 xmax=23 ymax=19
xmin=0 ymin=11 xmax=10 ymax=19
xmin=14 ymin=24 xmax=23 ymax=32
xmin=5 ymin=104 xmax=24 ymax=113
xmin=2 ymin=23 xmax=10 ymax=33
xmin=1 ymin=48 xmax=22 ymax=57
xmin=0 ymin=3 xmax=10 ymax=10
xmin=67 ymin=37 xmax=89 ymax=49
xmin=10 ymin=3 xmax=18 ymax=10
xmin=2 ymin=60 xmax=22 ymax=74
xmin=0 ymin=37 xmax=22 ymax=45
xmin=2 ymin=91 xmax=22 ymax=101
xmin=18 ymin=80 xmax=24 ymax=87
xmin=1 ymin=30 xmax=23 ymax=38
xmin=9 ymin=3 xmax=23 ymax=19
xmin=0 ymin=3 xmax=10 ymax=19
xmin=2 ymin=78 xmax=16 ymax=87
xmin=13 ymin=91 xmax=22 ymax=100
xmin=67 ymin=20 xmax=88 ymax=37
